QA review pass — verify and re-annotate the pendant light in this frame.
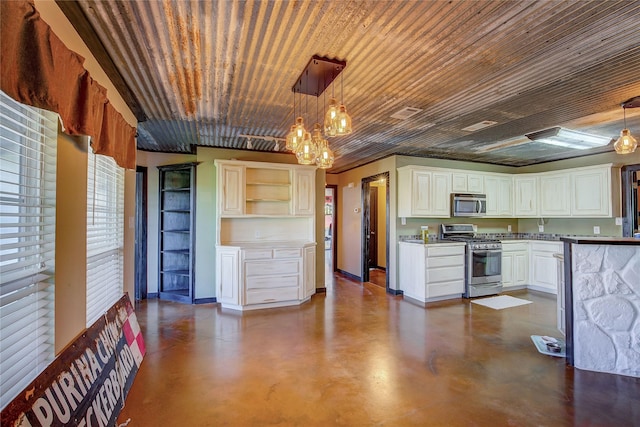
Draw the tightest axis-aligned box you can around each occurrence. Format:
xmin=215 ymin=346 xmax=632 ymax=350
xmin=335 ymin=70 xmax=352 ymax=135
xmin=286 ymin=91 xmax=307 ymax=152
xmin=295 ymin=76 xmax=317 ymax=164
xmin=312 ymin=95 xmax=334 ymax=169
xmin=614 ymin=103 xmax=637 ymax=154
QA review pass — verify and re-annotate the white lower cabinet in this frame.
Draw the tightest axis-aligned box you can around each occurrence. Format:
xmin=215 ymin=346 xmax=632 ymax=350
xmin=216 ymin=244 xmax=315 ymax=310
xmin=529 ymin=241 xmax=563 ymax=294
xmin=501 ymin=242 xmax=529 ymax=289
xmin=399 ymin=242 xmax=465 ymax=303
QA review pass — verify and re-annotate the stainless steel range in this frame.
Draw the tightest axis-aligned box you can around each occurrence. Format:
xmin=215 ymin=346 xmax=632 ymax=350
xmin=440 ymin=224 xmax=502 ymax=298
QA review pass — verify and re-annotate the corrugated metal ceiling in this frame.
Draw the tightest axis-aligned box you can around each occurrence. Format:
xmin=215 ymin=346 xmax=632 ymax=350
xmin=60 ymin=0 xmax=640 ymax=172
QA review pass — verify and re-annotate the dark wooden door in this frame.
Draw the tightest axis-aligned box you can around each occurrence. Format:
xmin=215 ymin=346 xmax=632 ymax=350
xmin=368 ymin=187 xmax=378 ymax=268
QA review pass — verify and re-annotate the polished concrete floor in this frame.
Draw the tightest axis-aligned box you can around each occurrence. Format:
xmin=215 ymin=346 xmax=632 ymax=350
xmin=118 ymin=275 xmax=640 ymax=426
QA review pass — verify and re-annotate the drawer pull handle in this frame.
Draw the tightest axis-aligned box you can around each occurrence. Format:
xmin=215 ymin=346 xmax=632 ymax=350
xmin=263 ymin=298 xmax=276 ymax=302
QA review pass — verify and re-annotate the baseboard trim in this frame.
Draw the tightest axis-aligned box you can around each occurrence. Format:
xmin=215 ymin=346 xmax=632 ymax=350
xmin=337 ymin=269 xmax=361 ymax=282
xmin=147 ymin=292 xmax=159 ymax=299
xmin=387 ymin=288 xmax=403 ymax=296
xmin=194 ymin=297 xmax=217 ymax=304
xmin=315 ymin=287 xmax=327 ymax=293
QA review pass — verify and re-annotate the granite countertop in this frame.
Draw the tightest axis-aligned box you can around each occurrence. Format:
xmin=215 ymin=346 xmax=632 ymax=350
xmin=561 ymin=236 xmax=640 ymax=246
xmin=399 ymin=239 xmax=466 ymax=246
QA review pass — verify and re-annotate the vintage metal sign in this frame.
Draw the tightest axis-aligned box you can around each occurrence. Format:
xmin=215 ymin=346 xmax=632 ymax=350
xmin=1 ymin=294 xmax=145 ymax=426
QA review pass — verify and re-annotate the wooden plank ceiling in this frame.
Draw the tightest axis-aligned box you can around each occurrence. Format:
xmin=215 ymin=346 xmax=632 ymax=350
xmin=58 ymin=0 xmax=640 ymax=172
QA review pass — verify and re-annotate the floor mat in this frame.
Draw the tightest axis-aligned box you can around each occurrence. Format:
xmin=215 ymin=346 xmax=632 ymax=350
xmin=471 ymin=295 xmax=533 ymax=310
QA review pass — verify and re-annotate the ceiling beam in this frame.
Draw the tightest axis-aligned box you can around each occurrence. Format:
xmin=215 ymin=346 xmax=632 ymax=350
xmin=55 ymin=1 xmax=148 ymax=122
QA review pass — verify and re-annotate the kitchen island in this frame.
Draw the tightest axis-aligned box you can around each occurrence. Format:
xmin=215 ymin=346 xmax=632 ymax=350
xmin=398 ymin=240 xmax=466 ymax=304
xmin=562 ymin=237 xmax=640 ymax=378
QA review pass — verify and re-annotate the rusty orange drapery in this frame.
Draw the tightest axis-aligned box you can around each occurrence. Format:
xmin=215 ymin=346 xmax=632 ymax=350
xmin=1 ymin=0 xmax=136 ymax=169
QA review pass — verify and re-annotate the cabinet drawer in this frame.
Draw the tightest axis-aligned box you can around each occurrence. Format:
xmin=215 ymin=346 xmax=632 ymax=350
xmin=427 ymin=280 xmax=464 ymax=298
xmin=246 ymin=286 xmax=300 ymax=304
xmin=501 ymin=242 xmax=528 ymax=252
xmin=246 ymin=274 xmax=299 ymax=290
xmin=245 ymin=259 xmax=300 ymax=276
xmin=274 ymin=248 xmax=302 ymax=258
xmin=244 ymin=249 xmax=273 ymax=260
xmin=426 ymin=266 xmax=464 ymax=283
xmin=426 ymin=255 xmax=464 ymax=268
xmin=426 ymin=245 xmax=464 ymax=257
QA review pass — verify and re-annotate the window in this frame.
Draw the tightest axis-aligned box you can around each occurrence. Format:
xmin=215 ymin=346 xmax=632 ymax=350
xmin=0 ymin=91 xmax=57 ymax=410
xmin=86 ymin=149 xmax=124 ymax=326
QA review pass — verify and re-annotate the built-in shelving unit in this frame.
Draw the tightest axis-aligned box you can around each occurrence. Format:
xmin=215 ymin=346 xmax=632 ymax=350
xmin=158 ymin=163 xmax=197 ymax=303
xmin=214 ymin=159 xmax=316 ymax=311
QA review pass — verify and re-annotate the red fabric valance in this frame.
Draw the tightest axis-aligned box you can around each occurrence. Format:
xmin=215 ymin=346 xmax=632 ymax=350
xmin=1 ymin=0 xmax=136 ymax=169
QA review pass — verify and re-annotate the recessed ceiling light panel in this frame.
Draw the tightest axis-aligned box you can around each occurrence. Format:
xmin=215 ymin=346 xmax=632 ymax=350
xmin=461 ymin=121 xmax=498 ymax=132
xmin=390 ymin=107 xmax=423 ymax=120
xmin=525 ymin=127 xmax=612 ymax=150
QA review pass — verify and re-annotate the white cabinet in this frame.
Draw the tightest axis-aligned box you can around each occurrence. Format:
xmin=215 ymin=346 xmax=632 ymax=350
xmin=293 ymin=169 xmax=315 ymax=216
xmin=529 ymin=241 xmax=563 ymax=294
xmin=397 ymin=166 xmax=451 ymax=217
xmin=452 ymin=172 xmax=484 ymax=193
xmin=399 ymin=242 xmax=465 ymax=302
xmin=539 ymin=173 xmax=570 ymax=217
xmin=218 ymin=164 xmax=244 ymax=216
xmin=501 ymin=242 xmax=528 ymax=289
xmin=214 ymin=160 xmax=317 ymax=311
xmin=484 ymin=174 xmax=513 ymax=217
xmin=514 ymin=175 xmax=539 ymax=217
xmin=570 ymin=164 xmax=620 ymax=217
xmin=554 ymin=252 xmax=565 ymax=336
xmin=216 ymin=246 xmax=240 ymax=308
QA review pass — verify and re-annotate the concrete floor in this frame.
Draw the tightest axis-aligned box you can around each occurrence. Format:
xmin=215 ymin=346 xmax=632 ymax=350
xmin=118 ymin=275 xmax=640 ymax=426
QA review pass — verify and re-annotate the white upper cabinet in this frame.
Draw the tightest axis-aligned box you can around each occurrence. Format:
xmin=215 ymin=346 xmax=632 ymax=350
xmin=484 ymin=174 xmax=513 ymax=217
xmin=452 ymin=172 xmax=484 ymax=193
xmin=293 ymin=169 xmax=315 ymax=216
xmin=570 ymin=164 xmax=620 ymax=217
xmin=539 ymin=173 xmax=570 ymax=217
xmin=398 ymin=166 xmax=451 ymax=217
xmin=218 ymin=163 xmax=245 ymax=216
xmin=514 ymin=175 xmax=539 ymax=217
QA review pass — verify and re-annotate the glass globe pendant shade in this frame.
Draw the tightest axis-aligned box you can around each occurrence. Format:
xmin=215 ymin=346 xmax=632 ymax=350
xmin=285 ymin=125 xmax=296 ymax=151
xmin=336 ymin=104 xmax=352 ymax=135
xmin=614 ymin=128 xmax=638 ymax=154
xmin=324 ymin=98 xmax=340 ymax=137
xmin=295 ymin=131 xmax=317 ymax=165
xmin=315 ymin=138 xmax=335 ymax=169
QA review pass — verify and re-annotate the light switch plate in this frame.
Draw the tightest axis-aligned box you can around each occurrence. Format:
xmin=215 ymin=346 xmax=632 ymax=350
xmin=538 ymin=225 xmax=544 ymax=232
xmin=615 ymin=217 xmax=623 ymax=226
xmin=507 ymin=225 xmax=512 ymax=232
xmin=593 ymin=226 xmax=600 ymax=234
xmin=401 ymin=217 xmax=406 ymax=225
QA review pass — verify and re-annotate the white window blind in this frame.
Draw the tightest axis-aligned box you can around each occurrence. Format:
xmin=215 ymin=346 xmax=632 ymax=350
xmin=86 ymin=149 xmax=124 ymax=326
xmin=0 ymin=91 xmax=57 ymax=410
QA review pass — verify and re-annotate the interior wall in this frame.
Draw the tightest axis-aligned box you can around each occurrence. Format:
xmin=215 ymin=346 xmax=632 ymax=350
xmin=137 ymin=148 xmax=326 ymax=300
xmin=377 ymin=184 xmax=387 ymax=268
xmin=55 ymin=133 xmax=88 ymax=353
xmin=335 ymin=157 xmax=397 ymax=288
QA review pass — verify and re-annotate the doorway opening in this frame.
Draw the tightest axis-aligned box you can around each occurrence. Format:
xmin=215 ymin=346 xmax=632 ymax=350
xmin=361 ymin=172 xmax=390 ymax=291
xmin=134 ymin=166 xmax=148 ymax=301
xmin=324 ymin=185 xmax=338 ymax=288
xmin=621 ymin=164 xmax=640 ymax=237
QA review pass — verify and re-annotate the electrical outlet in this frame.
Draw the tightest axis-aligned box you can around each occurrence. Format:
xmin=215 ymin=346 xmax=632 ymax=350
xmin=593 ymin=226 xmax=600 ymax=235
xmin=401 ymin=217 xmax=406 ymax=225
xmin=538 ymin=225 xmax=544 ymax=233
xmin=507 ymin=225 xmax=512 ymax=232
xmin=615 ymin=217 xmax=623 ymax=226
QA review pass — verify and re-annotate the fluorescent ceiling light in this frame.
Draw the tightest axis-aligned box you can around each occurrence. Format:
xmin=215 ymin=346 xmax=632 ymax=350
xmin=525 ymin=127 xmax=612 ymax=150
xmin=461 ymin=120 xmax=498 ymax=132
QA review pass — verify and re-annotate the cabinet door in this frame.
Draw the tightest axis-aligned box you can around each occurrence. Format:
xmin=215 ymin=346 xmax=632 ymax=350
xmin=431 ymin=172 xmax=451 ymax=217
xmin=484 ymin=176 xmax=499 ymax=216
xmin=216 ymin=247 xmax=240 ymax=305
xmin=540 ymin=173 xmax=570 ymax=216
xmin=293 ymin=169 xmax=315 ymax=215
xmin=530 ymin=253 xmax=557 ymax=292
xmin=501 ymin=253 xmax=514 ymax=287
xmin=412 ymin=170 xmax=432 ymax=216
xmin=467 ymin=173 xmax=484 ymax=193
xmin=303 ymin=246 xmax=316 ymax=298
xmin=497 ymin=176 xmax=513 ymax=216
xmin=513 ymin=252 xmax=528 ymax=287
xmin=219 ymin=165 xmax=244 ymax=215
xmin=514 ymin=176 xmax=538 ymax=217
xmin=571 ymin=167 xmax=610 ymax=216
xmin=452 ymin=173 xmax=468 ymax=192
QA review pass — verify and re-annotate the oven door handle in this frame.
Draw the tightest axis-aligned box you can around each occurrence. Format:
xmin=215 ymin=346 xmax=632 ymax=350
xmin=471 ymin=249 xmax=502 ymax=255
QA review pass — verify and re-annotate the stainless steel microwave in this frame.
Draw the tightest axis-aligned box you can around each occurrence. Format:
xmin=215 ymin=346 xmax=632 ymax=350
xmin=451 ymin=193 xmax=487 ymax=217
